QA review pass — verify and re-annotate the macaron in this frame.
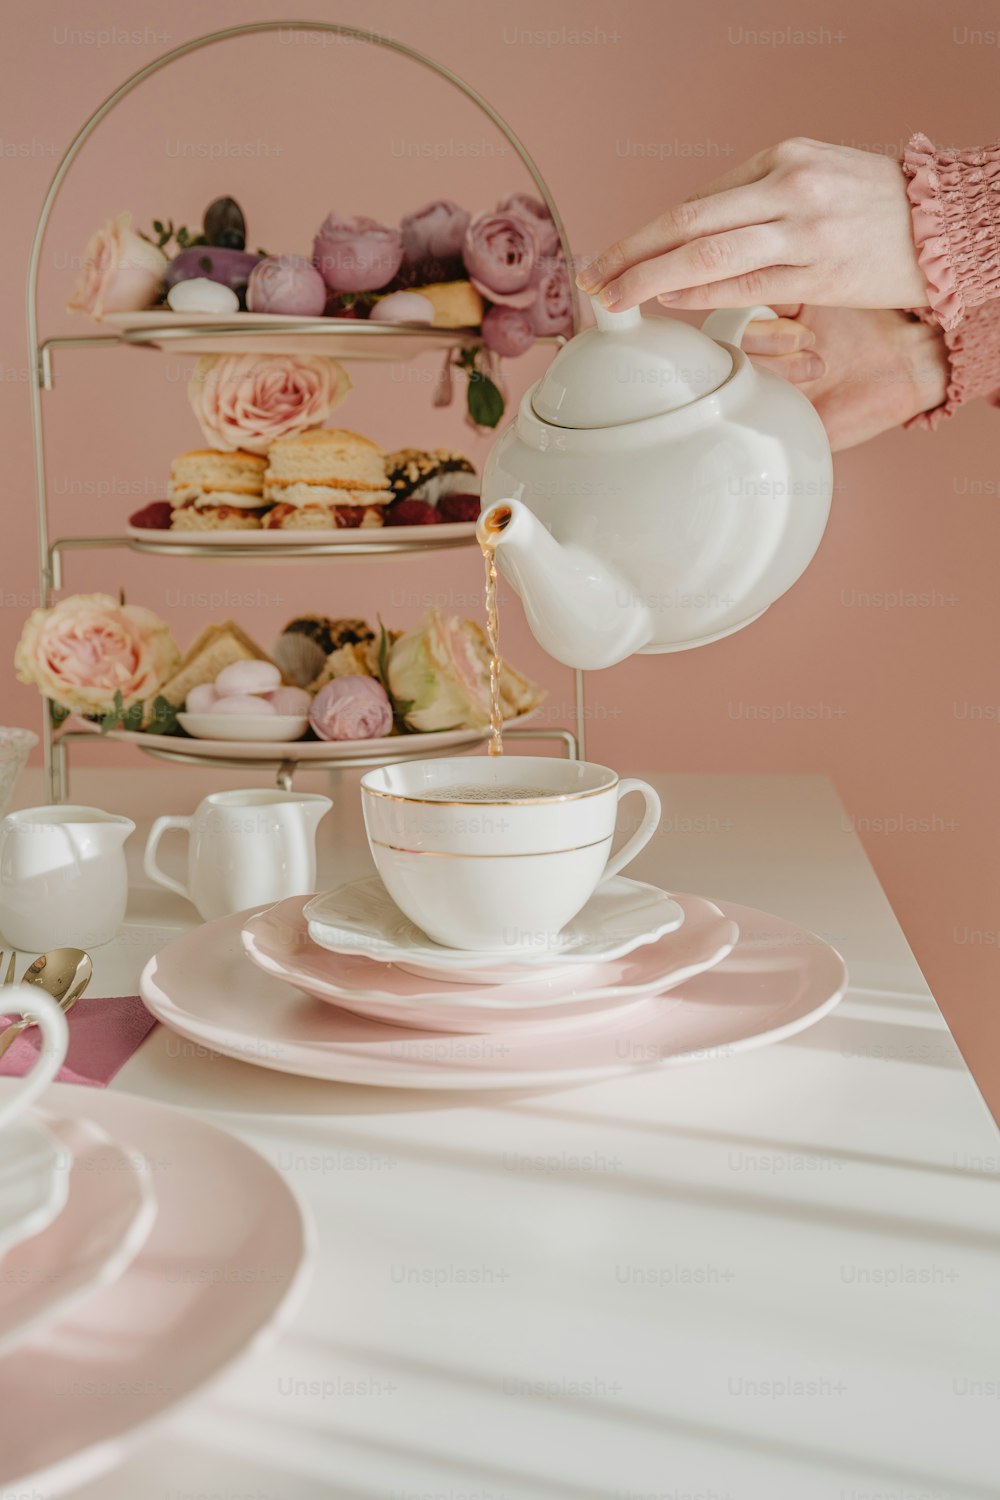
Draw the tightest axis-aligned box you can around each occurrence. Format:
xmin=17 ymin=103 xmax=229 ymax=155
xmin=265 ymin=686 xmax=312 ymax=716
xmin=185 ymin=683 xmax=219 ymax=714
xmin=215 ymin=660 xmax=282 ymax=697
xmin=213 ymin=694 xmax=277 ymax=716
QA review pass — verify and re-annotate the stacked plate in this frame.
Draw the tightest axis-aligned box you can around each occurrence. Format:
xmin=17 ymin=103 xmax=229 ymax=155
xmin=0 ymin=1077 xmax=312 ymax=1494
xmin=141 ymin=873 xmax=848 ymax=1091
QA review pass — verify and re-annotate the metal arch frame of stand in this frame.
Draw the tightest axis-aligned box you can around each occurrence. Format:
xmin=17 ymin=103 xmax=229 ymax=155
xmin=27 ymin=19 xmax=588 ymax=801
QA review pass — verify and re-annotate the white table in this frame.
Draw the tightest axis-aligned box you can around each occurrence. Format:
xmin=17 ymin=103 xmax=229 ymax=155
xmin=12 ymin=766 xmax=1000 ymax=1500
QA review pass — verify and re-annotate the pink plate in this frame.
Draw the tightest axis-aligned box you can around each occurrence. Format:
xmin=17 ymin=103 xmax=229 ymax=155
xmin=0 ymin=1114 xmax=156 ymax=1359
xmin=0 ymin=1084 xmax=313 ymax=1497
xmin=141 ymin=899 xmax=848 ymax=1090
xmin=241 ymin=893 xmax=737 ymax=1032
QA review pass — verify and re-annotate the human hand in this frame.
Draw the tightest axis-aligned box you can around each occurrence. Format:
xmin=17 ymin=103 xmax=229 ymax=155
xmin=741 ymin=305 xmax=949 ymax=451
xmin=577 ymin=139 xmax=928 ymax=314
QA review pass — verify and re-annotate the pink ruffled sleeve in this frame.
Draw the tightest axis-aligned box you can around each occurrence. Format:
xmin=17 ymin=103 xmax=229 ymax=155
xmin=904 ymin=301 xmax=1000 ymax=430
xmin=902 ymin=133 xmax=1000 ymax=331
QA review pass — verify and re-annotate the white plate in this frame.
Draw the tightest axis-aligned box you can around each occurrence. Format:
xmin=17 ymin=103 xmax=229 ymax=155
xmin=140 ymin=898 xmax=847 ymax=1090
xmin=64 ymin=712 xmax=538 ymax=763
xmin=125 ymin=519 xmax=477 ymax=548
xmin=0 ymin=1114 xmax=156 ymax=1359
xmin=305 ymin=874 xmax=685 ymax=979
xmin=243 ymin=893 xmax=737 ymax=1032
xmin=178 ymin=712 xmax=309 ymax=743
xmin=105 ymin=308 xmax=481 ymax=361
xmin=0 ymin=1083 xmax=313 ymax=1497
xmin=0 ymin=1114 xmax=68 ymax=1259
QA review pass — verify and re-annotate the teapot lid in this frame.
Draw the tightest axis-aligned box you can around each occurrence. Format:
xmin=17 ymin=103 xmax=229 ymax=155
xmin=530 ymin=296 xmax=733 ymax=429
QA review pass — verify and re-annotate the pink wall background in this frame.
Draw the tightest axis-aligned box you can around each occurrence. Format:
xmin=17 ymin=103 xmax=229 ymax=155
xmin=3 ymin=1 xmax=998 ymax=1113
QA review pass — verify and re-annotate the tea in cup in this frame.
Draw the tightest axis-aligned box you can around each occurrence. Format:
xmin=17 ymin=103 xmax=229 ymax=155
xmin=361 ymin=756 xmax=661 ymax=951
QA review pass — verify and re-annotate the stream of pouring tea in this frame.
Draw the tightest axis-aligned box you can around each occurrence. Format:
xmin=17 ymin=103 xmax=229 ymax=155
xmin=482 ymin=534 xmax=503 ymax=756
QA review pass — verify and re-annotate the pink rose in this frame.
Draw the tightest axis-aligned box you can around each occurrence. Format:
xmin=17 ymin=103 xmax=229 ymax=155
xmin=312 ymin=213 xmax=404 ymax=293
xmin=462 ymin=211 xmax=536 ymax=301
xmin=309 ymin=676 xmax=393 ymax=741
xmin=496 ymin=194 xmax=560 ymax=258
xmin=66 ymin=212 xmax=168 ymax=322
xmin=246 ymin=255 xmax=327 ymax=316
xmin=481 ymin=305 xmax=535 ymax=358
xmin=400 ymin=200 xmax=471 ymax=265
xmin=530 ymin=259 xmax=574 ymax=337
xmin=14 ymin=593 xmax=179 ymax=715
xmin=187 ymin=354 xmax=351 ymax=454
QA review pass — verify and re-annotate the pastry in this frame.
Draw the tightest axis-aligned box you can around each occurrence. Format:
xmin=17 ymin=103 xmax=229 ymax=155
xmin=158 ymin=620 xmax=279 ymax=708
xmin=215 ymin=660 xmax=282 ymax=696
xmin=215 ymin=694 xmax=277 ymax=716
xmin=378 ymin=280 xmax=483 ymax=329
xmin=168 ymin=448 xmax=268 ymax=529
xmin=384 ymin=448 xmax=478 ymax=506
xmin=263 ymin=429 xmax=392 ymax=529
xmin=273 ymin=616 xmax=375 ymax=687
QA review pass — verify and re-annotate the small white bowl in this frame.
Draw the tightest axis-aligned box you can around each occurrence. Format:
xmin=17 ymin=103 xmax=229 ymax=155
xmin=178 ymin=713 xmax=309 ymax=743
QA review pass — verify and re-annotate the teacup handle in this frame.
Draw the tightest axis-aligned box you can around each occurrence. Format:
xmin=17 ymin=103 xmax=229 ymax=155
xmin=0 ymin=985 xmax=69 ymax=1130
xmin=144 ymin=816 xmax=193 ymax=903
xmin=601 ymin=778 xmax=662 ymax=884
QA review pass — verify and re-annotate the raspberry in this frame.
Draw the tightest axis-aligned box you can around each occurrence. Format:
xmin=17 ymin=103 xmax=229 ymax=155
xmin=384 ymin=499 xmax=441 ymax=527
xmin=437 ymin=492 xmax=481 ymax=524
xmin=130 ymin=501 xmax=173 ymax=530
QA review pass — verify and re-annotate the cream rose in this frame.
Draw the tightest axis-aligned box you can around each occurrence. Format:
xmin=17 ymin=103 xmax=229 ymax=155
xmin=66 ymin=212 xmax=167 ymax=322
xmin=15 ymin=594 xmax=180 ymax=716
xmin=187 ymin=353 xmax=352 ymax=454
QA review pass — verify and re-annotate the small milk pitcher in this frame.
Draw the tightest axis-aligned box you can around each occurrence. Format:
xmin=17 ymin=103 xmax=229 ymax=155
xmin=0 ymin=804 xmax=135 ymax=951
xmin=144 ymin=789 xmax=331 ymax=920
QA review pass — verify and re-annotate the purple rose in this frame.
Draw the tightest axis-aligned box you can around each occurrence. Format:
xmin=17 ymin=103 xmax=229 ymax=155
xmin=462 ymin=210 xmax=536 ymax=299
xmin=481 ymin=305 xmax=535 ymax=358
xmin=312 ymin=213 xmax=404 ymax=293
xmin=247 ymin=255 xmax=327 ymax=316
xmin=400 ymin=200 xmax=470 ymax=265
xmin=497 ymin=193 xmax=560 ymax=258
xmin=309 ymin=675 xmax=393 ymax=741
xmin=530 ymin=260 xmax=574 ymax=337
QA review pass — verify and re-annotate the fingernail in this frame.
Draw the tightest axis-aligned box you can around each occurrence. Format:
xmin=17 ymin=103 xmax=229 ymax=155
xmin=801 ymin=355 xmax=825 ymax=380
xmin=576 ymin=260 xmax=600 ymax=291
xmin=794 ymin=328 xmax=816 ymax=350
xmin=657 ymin=292 xmax=678 ymax=305
xmin=600 ymin=283 xmax=621 ymax=309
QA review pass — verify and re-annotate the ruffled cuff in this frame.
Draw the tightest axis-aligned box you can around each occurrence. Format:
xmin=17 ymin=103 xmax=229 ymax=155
xmin=902 ymin=133 xmax=1000 ymax=331
xmin=904 ymin=301 xmax=1000 ymax=430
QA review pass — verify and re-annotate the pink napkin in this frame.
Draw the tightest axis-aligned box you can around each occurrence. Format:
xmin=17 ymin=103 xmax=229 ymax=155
xmin=0 ymin=996 xmax=158 ymax=1088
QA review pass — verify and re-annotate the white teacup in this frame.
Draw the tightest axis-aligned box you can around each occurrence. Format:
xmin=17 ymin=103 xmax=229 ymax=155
xmin=145 ymin=789 xmax=332 ymax=921
xmin=361 ymin=756 xmax=661 ymax=951
xmin=0 ymin=805 xmax=135 ymax=952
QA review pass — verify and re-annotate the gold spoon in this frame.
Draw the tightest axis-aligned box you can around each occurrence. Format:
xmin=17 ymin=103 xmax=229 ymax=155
xmin=0 ymin=949 xmax=93 ymax=1059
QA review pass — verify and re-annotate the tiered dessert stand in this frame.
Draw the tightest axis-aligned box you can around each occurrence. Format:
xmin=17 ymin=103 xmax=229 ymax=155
xmin=27 ymin=21 xmax=586 ymax=802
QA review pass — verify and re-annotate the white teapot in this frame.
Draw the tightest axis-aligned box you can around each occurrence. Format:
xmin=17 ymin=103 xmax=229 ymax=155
xmin=476 ymin=298 xmax=833 ymax=669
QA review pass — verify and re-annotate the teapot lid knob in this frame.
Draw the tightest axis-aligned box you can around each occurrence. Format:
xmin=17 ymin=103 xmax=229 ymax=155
xmin=590 ymin=295 xmax=642 ymax=332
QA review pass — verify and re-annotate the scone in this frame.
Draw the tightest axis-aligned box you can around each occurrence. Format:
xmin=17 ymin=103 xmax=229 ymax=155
xmin=263 ymin=429 xmax=392 ymax=528
xmin=168 ymin=448 xmax=268 ymax=528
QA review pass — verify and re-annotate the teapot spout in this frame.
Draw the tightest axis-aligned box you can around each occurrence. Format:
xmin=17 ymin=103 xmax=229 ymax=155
xmin=476 ymin=500 xmax=654 ymax=670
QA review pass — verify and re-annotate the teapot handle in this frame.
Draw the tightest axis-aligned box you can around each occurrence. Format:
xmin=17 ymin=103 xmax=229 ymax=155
xmin=701 ymin=305 xmax=777 ymax=349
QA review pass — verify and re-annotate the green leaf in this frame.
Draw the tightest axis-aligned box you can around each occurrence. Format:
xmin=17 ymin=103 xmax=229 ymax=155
xmin=98 ymin=690 xmax=126 ymax=736
xmin=121 ymin=700 xmax=144 ymax=732
xmin=145 ymin=696 xmax=180 ymax=737
xmin=48 ymin=700 xmax=70 ymax=726
xmin=466 ymin=372 xmax=505 ymax=429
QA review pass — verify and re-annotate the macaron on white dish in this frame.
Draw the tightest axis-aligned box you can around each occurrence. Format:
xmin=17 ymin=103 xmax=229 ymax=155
xmin=177 ymin=713 xmax=310 ymax=743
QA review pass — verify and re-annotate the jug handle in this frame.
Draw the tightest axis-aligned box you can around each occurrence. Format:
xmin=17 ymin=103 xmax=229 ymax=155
xmin=701 ymin=305 xmax=777 ymax=349
xmin=144 ymin=815 xmax=192 ymax=903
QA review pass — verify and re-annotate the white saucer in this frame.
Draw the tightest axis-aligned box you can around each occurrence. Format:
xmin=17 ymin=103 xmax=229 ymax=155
xmin=141 ymin=898 xmax=847 ymax=1090
xmin=243 ymin=893 xmax=737 ymax=1032
xmin=0 ymin=1114 xmax=68 ymax=1259
xmin=304 ymin=874 xmax=685 ymax=982
xmin=178 ymin=712 xmax=308 ymax=742
xmin=0 ymin=1113 xmax=156 ymax=1359
xmin=0 ymin=1083 xmax=313 ymax=1497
